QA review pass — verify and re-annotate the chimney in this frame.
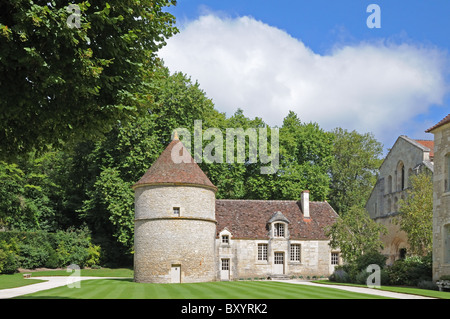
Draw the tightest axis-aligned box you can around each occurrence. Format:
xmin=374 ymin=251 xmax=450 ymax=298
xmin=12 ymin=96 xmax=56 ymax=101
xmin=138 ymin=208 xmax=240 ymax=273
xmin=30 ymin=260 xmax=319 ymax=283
xmin=301 ymin=190 xmax=310 ymax=219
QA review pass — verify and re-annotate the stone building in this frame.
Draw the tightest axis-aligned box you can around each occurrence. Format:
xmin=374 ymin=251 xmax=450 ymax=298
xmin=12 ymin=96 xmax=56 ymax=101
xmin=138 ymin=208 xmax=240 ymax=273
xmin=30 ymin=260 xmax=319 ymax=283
xmin=426 ymin=114 xmax=450 ymax=281
xmin=365 ymin=135 xmax=434 ymax=264
xmin=133 ymin=136 xmax=339 ymax=283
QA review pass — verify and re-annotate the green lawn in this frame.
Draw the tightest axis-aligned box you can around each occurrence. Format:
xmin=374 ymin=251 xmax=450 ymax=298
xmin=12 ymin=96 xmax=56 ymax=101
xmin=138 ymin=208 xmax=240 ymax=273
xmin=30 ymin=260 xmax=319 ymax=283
xmin=4 ymin=268 xmax=449 ymax=299
xmin=16 ymin=279 xmax=391 ymax=299
xmin=313 ymin=280 xmax=450 ymax=299
xmin=0 ymin=268 xmax=133 ymax=290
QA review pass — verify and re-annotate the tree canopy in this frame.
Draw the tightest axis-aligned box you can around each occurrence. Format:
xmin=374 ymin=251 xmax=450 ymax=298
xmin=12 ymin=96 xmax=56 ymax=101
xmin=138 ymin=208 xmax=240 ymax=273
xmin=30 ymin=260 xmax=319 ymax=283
xmin=0 ymin=0 xmax=385 ymax=264
xmin=0 ymin=0 xmax=178 ymax=159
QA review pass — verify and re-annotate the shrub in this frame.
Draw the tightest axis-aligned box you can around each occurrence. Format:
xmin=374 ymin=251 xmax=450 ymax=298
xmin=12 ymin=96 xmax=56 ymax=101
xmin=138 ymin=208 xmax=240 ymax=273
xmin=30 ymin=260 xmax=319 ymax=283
xmin=417 ymin=280 xmax=438 ymax=291
xmin=355 ymin=268 xmax=390 ymax=286
xmin=329 ymin=267 xmax=350 ymax=283
xmin=0 ymin=227 xmax=101 ymax=273
xmin=0 ymin=239 xmax=19 ymax=274
xmin=355 ymin=250 xmax=387 ymax=272
xmin=387 ymin=255 xmax=432 ymax=286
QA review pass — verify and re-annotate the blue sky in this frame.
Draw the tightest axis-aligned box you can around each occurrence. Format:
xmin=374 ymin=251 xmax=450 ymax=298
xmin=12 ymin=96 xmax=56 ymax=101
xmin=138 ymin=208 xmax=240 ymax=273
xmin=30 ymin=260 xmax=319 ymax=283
xmin=160 ymin=1 xmax=450 ymax=152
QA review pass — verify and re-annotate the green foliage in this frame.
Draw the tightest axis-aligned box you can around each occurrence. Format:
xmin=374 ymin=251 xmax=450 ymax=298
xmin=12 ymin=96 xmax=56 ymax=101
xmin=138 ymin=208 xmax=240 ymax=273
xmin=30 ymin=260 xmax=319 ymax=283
xmin=330 ymin=250 xmax=388 ymax=285
xmin=0 ymin=239 xmax=19 ymax=274
xmin=395 ymin=172 xmax=433 ymax=256
xmin=0 ymin=0 xmax=178 ymax=159
xmin=0 ymin=154 xmax=59 ymax=231
xmin=0 ymin=228 xmax=100 ymax=273
xmin=387 ymin=255 xmax=432 ymax=286
xmin=328 ymin=128 xmax=383 ymax=214
xmin=277 ymin=111 xmax=334 ymax=201
xmin=326 ymin=206 xmax=387 ymax=264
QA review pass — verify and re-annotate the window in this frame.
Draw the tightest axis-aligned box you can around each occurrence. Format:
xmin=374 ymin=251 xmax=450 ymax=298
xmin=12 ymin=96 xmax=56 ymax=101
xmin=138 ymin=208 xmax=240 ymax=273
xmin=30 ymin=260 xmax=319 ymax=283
xmin=401 ymin=165 xmax=405 ymax=190
xmin=331 ymin=252 xmax=339 ymax=265
xmin=222 ymin=235 xmax=229 ymax=244
xmin=173 ymin=207 xmax=180 ymax=217
xmin=221 ymin=258 xmax=229 ymax=271
xmin=257 ymin=244 xmax=268 ymax=261
xmin=290 ymin=244 xmax=301 ymax=262
xmin=396 ymin=161 xmax=404 ymax=191
xmin=274 ymin=223 xmax=285 ymax=237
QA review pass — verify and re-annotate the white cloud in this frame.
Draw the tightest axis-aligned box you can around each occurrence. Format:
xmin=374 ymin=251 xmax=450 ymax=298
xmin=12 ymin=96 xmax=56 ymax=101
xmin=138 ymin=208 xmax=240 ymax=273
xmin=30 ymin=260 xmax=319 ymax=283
xmin=158 ymin=14 xmax=449 ymax=145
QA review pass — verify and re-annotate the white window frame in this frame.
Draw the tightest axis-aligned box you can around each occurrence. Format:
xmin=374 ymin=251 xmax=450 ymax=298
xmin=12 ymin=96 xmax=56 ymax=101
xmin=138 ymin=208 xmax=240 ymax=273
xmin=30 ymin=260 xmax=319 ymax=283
xmin=222 ymin=235 xmax=229 ymax=244
xmin=221 ymin=258 xmax=230 ymax=270
xmin=290 ymin=244 xmax=301 ymax=262
xmin=257 ymin=243 xmax=268 ymax=261
xmin=274 ymin=222 xmax=285 ymax=238
xmin=331 ymin=252 xmax=339 ymax=265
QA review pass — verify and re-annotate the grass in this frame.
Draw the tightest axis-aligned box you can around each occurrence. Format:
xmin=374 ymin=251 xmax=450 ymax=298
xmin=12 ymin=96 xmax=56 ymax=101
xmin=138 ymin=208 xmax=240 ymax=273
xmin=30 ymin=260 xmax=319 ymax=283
xmin=313 ymin=280 xmax=450 ymax=299
xmin=4 ymin=268 xmax=449 ymax=299
xmin=0 ymin=273 xmax=45 ymax=290
xmin=16 ymin=279 xmax=391 ymax=299
xmin=0 ymin=268 xmax=132 ymax=290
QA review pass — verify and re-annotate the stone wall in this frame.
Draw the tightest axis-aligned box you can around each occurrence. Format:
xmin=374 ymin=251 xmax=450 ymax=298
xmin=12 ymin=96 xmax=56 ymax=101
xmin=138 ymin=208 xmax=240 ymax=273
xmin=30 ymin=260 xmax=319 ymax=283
xmin=216 ymin=238 xmax=336 ymax=280
xmin=134 ymin=184 xmax=216 ymax=283
xmin=366 ymin=136 xmax=431 ymax=263
xmin=431 ymin=123 xmax=450 ymax=281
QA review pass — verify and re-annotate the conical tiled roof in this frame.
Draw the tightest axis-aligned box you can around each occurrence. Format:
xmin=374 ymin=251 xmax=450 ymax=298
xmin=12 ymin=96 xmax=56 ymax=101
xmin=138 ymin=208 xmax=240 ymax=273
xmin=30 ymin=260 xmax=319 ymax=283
xmin=133 ymin=137 xmax=217 ymax=191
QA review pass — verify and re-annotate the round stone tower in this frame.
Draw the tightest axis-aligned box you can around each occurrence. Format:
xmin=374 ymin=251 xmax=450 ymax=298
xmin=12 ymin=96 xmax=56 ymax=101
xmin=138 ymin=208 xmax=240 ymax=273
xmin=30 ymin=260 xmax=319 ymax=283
xmin=133 ymin=135 xmax=217 ymax=283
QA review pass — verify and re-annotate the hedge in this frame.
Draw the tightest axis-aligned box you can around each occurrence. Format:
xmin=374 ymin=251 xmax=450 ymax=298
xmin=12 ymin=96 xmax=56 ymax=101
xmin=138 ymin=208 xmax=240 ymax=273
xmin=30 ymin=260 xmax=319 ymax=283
xmin=0 ymin=227 xmax=101 ymax=274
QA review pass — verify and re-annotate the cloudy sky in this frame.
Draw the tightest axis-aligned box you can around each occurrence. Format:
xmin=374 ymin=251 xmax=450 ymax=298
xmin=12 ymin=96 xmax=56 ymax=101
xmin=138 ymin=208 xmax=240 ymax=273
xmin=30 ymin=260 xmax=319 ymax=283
xmin=158 ymin=1 xmax=450 ymax=152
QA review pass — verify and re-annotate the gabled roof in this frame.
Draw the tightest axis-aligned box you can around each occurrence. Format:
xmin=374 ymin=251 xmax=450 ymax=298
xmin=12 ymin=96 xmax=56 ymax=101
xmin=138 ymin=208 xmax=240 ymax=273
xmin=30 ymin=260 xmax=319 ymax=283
xmin=426 ymin=114 xmax=450 ymax=133
xmin=133 ymin=138 xmax=217 ymax=191
xmin=268 ymin=211 xmax=290 ymax=224
xmin=215 ymin=199 xmax=338 ymax=240
xmin=378 ymin=135 xmax=433 ymax=172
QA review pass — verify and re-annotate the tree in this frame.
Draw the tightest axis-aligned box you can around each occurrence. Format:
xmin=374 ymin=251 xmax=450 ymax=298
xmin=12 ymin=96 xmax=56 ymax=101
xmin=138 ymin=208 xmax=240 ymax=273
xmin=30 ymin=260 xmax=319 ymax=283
xmin=76 ymin=67 xmax=224 ymax=262
xmin=276 ymin=111 xmax=334 ymax=201
xmin=0 ymin=0 xmax=178 ymax=159
xmin=328 ymin=128 xmax=383 ymax=214
xmin=395 ymin=172 xmax=433 ymax=256
xmin=326 ymin=206 xmax=387 ymax=263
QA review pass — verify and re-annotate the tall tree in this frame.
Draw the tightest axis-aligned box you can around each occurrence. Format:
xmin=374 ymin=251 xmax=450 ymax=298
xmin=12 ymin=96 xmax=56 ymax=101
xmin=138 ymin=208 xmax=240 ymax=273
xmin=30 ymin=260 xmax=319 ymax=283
xmin=395 ymin=172 xmax=433 ymax=256
xmin=0 ymin=0 xmax=178 ymax=159
xmin=326 ymin=206 xmax=387 ymax=263
xmin=276 ymin=111 xmax=334 ymax=201
xmin=328 ymin=128 xmax=383 ymax=214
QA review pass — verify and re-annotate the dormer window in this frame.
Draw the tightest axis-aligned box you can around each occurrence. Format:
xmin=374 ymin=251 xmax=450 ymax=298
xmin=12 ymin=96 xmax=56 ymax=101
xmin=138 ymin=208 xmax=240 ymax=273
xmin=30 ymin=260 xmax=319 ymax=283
xmin=268 ymin=211 xmax=290 ymax=239
xmin=274 ymin=223 xmax=285 ymax=238
xmin=219 ymin=228 xmax=232 ymax=246
xmin=222 ymin=235 xmax=229 ymax=244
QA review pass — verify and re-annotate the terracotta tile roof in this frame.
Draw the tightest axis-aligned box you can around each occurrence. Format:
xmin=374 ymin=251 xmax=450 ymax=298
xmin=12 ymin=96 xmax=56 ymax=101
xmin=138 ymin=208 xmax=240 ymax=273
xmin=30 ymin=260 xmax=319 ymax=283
xmin=133 ymin=139 xmax=217 ymax=191
xmin=426 ymin=114 xmax=450 ymax=133
xmin=415 ymin=140 xmax=434 ymax=157
xmin=215 ymin=199 xmax=338 ymax=240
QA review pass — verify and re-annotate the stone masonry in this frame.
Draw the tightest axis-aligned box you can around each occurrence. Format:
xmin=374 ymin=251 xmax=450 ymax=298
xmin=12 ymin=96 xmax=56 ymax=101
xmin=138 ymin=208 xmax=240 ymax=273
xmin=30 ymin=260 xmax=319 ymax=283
xmin=426 ymin=114 xmax=450 ymax=281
